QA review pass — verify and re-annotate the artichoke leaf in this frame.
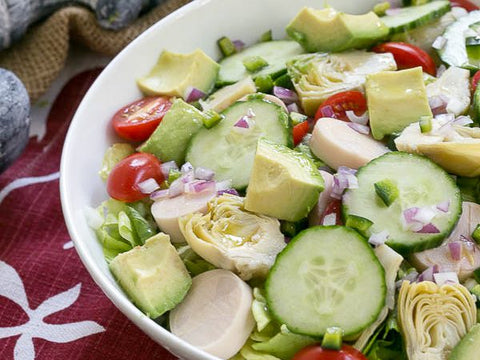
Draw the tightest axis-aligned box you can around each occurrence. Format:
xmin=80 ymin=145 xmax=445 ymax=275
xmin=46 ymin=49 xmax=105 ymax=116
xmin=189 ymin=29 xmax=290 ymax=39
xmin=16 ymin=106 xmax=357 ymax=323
xmin=178 ymin=194 xmax=286 ymax=280
xmin=398 ymin=281 xmax=477 ymax=360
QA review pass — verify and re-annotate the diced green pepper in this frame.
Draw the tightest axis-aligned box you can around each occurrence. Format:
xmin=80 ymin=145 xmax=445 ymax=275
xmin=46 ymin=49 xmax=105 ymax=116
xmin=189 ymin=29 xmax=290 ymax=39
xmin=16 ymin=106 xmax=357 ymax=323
xmin=255 ymin=74 xmax=274 ymax=93
xmin=472 ymin=224 xmax=480 ymax=244
xmin=470 ymin=284 xmax=480 ymax=303
xmin=473 ymin=267 xmax=480 ymax=283
xmin=345 ymin=214 xmax=373 ymax=237
xmin=168 ymin=169 xmax=182 ymax=183
xmin=243 ymin=56 xmax=269 ymax=73
xmin=202 ymin=109 xmax=224 ymax=129
xmin=374 ymin=179 xmax=399 ymax=206
xmin=419 ymin=115 xmax=433 ymax=133
xmin=466 ymin=36 xmax=480 ymax=67
xmin=260 ymin=29 xmax=273 ymax=42
xmin=290 ymin=112 xmax=308 ymax=126
xmin=217 ymin=36 xmax=237 ymax=57
xmin=274 ymin=73 xmax=294 ymax=89
xmin=321 ymin=327 xmax=343 ymax=350
xmin=373 ymin=2 xmax=390 ymax=16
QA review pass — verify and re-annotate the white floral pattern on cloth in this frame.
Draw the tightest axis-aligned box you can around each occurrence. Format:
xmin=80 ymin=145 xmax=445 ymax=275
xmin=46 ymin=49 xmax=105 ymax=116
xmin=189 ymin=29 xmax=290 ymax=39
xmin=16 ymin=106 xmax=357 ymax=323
xmin=0 ymin=260 xmax=105 ymax=360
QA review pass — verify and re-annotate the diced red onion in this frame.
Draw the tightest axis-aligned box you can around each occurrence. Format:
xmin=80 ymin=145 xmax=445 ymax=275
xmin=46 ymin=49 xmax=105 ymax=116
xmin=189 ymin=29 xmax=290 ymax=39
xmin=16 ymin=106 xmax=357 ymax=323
xmin=216 ymin=179 xmax=233 ymax=192
xmin=218 ymin=188 xmax=239 ymax=196
xmin=437 ymin=64 xmax=447 ymax=78
xmin=433 ymin=272 xmax=459 ymax=286
xmin=234 ymin=117 xmax=250 ymax=128
xmin=331 ymin=167 xmax=358 ymax=199
xmin=160 ymin=161 xmax=178 ymax=178
xmin=403 ymin=207 xmax=419 ymax=223
xmin=185 ymin=180 xmax=216 ymax=194
xmin=232 ymin=40 xmax=245 ymax=52
xmin=429 ymin=95 xmax=448 ymax=115
xmin=181 ymin=171 xmax=195 ymax=183
xmin=368 ymin=230 xmax=389 ymax=246
xmin=346 ymin=111 xmax=369 ymax=125
xmin=416 ymin=223 xmax=440 ymax=234
xmin=436 ymin=200 xmax=450 ymax=213
xmin=404 ymin=270 xmax=419 ymax=283
xmin=448 ymin=241 xmax=463 ymax=261
xmin=418 ymin=265 xmax=440 ymax=282
xmin=347 ymin=122 xmax=370 ymax=135
xmin=432 ymin=36 xmax=447 ymax=50
xmin=194 ymin=167 xmax=215 ymax=181
xmin=454 ymin=115 xmax=474 ymax=126
xmin=320 ymin=105 xmax=335 ymax=118
xmin=287 ymin=102 xmax=300 ymax=113
xmin=137 ymin=178 xmax=160 ymax=194
xmin=181 ymin=162 xmax=194 ymax=174
xmin=273 ymin=86 xmax=298 ymax=105
xmin=184 ymin=86 xmax=206 ymax=103
xmin=322 ymin=213 xmax=337 ymax=226
xmin=247 ymin=108 xmax=256 ymax=118
xmin=150 ymin=188 xmax=170 ymax=200
xmin=168 ymin=178 xmax=184 ymax=197
xmin=385 ymin=0 xmax=402 ymax=8
xmin=413 ymin=206 xmax=437 ymax=224
xmin=447 ymin=99 xmax=465 ymax=115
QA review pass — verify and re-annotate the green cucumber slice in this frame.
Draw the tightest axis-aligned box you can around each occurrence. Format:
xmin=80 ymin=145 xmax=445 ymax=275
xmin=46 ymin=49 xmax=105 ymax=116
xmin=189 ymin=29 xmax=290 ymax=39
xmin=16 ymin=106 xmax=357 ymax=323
xmin=438 ymin=10 xmax=480 ymax=70
xmin=266 ymin=226 xmax=386 ymax=338
xmin=380 ymin=1 xmax=450 ymax=34
xmin=217 ymin=40 xmax=304 ymax=86
xmin=343 ymin=152 xmax=461 ymax=254
xmin=185 ymin=99 xmax=292 ymax=189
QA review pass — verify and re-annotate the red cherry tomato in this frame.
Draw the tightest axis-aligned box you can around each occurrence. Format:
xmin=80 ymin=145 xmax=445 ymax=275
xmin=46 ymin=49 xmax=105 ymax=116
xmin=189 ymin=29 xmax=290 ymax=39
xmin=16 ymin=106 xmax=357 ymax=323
xmin=107 ymin=153 xmax=164 ymax=202
xmin=293 ymin=121 xmax=310 ymax=146
xmin=320 ymin=199 xmax=343 ymax=226
xmin=450 ymin=0 xmax=479 ymax=11
xmin=472 ymin=71 xmax=480 ymax=93
xmin=314 ymin=91 xmax=367 ymax=123
xmin=111 ymin=97 xmax=172 ymax=142
xmin=293 ymin=344 xmax=368 ymax=360
xmin=372 ymin=42 xmax=437 ymax=76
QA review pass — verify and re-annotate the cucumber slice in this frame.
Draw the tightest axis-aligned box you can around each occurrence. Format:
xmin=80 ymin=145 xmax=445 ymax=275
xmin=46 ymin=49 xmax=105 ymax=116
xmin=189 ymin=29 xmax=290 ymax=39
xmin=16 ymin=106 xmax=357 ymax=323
xmin=343 ymin=152 xmax=461 ymax=254
xmin=266 ymin=226 xmax=386 ymax=338
xmin=217 ymin=40 xmax=304 ymax=86
xmin=380 ymin=1 xmax=450 ymax=34
xmin=186 ymin=99 xmax=291 ymax=189
xmin=438 ymin=10 xmax=480 ymax=70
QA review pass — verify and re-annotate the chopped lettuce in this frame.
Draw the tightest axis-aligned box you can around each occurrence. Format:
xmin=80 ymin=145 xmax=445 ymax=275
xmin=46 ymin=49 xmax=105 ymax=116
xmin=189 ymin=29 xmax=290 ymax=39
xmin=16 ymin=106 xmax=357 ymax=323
xmin=176 ymin=244 xmax=216 ymax=277
xmin=364 ymin=313 xmax=407 ymax=360
xmin=99 ymin=143 xmax=135 ymax=180
xmin=456 ymin=176 xmax=480 ymax=203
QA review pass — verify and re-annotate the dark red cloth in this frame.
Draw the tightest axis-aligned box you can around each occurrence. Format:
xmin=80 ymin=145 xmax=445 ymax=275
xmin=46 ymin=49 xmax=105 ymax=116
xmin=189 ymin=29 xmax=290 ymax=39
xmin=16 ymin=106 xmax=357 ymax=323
xmin=0 ymin=69 xmax=178 ymax=360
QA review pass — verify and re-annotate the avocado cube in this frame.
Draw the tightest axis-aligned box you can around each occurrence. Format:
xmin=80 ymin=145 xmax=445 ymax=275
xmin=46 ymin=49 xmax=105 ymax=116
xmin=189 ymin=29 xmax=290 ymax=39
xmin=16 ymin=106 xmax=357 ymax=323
xmin=245 ymin=139 xmax=324 ymax=222
xmin=286 ymin=7 xmax=388 ymax=53
xmin=366 ymin=67 xmax=432 ymax=140
xmin=137 ymin=49 xmax=219 ymax=97
xmin=110 ymin=233 xmax=192 ymax=319
xmin=139 ymin=99 xmax=205 ymax=164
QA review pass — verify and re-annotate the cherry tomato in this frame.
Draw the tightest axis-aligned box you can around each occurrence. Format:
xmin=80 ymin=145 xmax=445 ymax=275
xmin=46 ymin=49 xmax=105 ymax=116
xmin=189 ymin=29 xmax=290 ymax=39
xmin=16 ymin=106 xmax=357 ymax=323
xmin=320 ymin=199 xmax=343 ymax=226
xmin=314 ymin=91 xmax=367 ymax=123
xmin=450 ymin=0 xmax=479 ymax=11
xmin=107 ymin=153 xmax=164 ymax=202
xmin=293 ymin=344 xmax=368 ymax=360
xmin=472 ymin=71 xmax=480 ymax=93
xmin=293 ymin=121 xmax=310 ymax=146
xmin=111 ymin=97 xmax=172 ymax=142
xmin=372 ymin=42 xmax=437 ymax=76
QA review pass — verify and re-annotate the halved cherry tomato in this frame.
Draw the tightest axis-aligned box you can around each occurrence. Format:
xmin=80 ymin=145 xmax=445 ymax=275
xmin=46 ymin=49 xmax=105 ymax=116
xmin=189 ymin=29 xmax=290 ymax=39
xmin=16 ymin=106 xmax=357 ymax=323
xmin=111 ymin=97 xmax=172 ymax=142
xmin=372 ymin=42 xmax=437 ymax=76
xmin=450 ymin=0 xmax=479 ymax=11
xmin=472 ymin=71 xmax=480 ymax=93
xmin=293 ymin=344 xmax=367 ymax=360
xmin=314 ymin=91 xmax=367 ymax=123
xmin=107 ymin=153 xmax=164 ymax=202
xmin=293 ymin=121 xmax=310 ymax=146
xmin=320 ymin=199 xmax=343 ymax=226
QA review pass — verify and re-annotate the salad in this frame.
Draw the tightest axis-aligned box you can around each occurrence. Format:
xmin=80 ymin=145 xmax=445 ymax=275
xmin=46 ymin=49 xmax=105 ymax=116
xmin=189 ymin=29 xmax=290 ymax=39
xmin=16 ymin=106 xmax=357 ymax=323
xmin=87 ymin=1 xmax=480 ymax=359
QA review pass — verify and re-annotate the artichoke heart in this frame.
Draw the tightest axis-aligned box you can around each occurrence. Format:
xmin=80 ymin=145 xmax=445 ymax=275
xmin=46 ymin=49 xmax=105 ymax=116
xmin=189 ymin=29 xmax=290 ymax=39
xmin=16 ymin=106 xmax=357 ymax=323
xmin=178 ymin=194 xmax=286 ymax=280
xmin=287 ymin=50 xmax=396 ymax=115
xmin=398 ymin=281 xmax=477 ymax=360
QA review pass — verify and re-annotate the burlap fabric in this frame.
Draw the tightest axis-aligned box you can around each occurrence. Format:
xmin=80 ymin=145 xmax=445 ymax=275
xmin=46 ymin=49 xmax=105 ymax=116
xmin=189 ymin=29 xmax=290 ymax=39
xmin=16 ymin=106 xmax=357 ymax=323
xmin=0 ymin=0 xmax=190 ymax=102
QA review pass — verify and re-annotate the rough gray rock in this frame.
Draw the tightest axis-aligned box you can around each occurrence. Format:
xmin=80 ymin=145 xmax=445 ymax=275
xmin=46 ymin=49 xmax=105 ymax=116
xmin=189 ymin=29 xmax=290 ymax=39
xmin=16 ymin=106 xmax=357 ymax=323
xmin=0 ymin=68 xmax=30 ymax=173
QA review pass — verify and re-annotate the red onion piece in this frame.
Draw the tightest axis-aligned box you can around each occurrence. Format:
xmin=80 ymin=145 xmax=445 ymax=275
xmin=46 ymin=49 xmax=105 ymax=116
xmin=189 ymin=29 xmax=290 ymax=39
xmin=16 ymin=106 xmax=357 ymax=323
xmin=368 ymin=230 xmax=389 ymax=246
xmin=232 ymin=40 xmax=245 ymax=52
xmin=320 ymin=105 xmax=335 ymax=118
xmin=346 ymin=110 xmax=369 ymax=125
xmin=331 ymin=167 xmax=358 ymax=198
xmin=185 ymin=180 xmax=216 ymax=194
xmin=150 ymin=188 xmax=170 ymax=200
xmin=418 ymin=265 xmax=439 ymax=282
xmin=322 ymin=213 xmax=337 ymax=226
xmin=218 ymin=188 xmax=239 ymax=196
xmin=347 ymin=122 xmax=370 ymax=135
xmin=436 ymin=200 xmax=450 ymax=213
xmin=168 ymin=178 xmax=184 ymax=198
xmin=216 ymin=179 xmax=233 ymax=192
xmin=432 ymin=36 xmax=447 ymax=50
xmin=234 ymin=117 xmax=250 ymax=128
xmin=454 ymin=115 xmax=474 ymax=126
xmin=433 ymin=272 xmax=459 ymax=286
xmin=413 ymin=206 xmax=437 ymax=224
xmin=181 ymin=171 xmax=195 ymax=183
xmin=160 ymin=161 xmax=178 ymax=178
xmin=184 ymin=86 xmax=206 ymax=103
xmin=403 ymin=207 xmax=419 ymax=223
xmin=287 ymin=102 xmax=300 ymax=113
xmin=194 ymin=167 xmax=215 ymax=181
xmin=273 ymin=86 xmax=298 ymax=105
xmin=181 ymin=162 xmax=194 ymax=174
xmin=429 ymin=95 xmax=448 ymax=115
xmin=448 ymin=241 xmax=462 ymax=261
xmin=137 ymin=178 xmax=160 ymax=194
xmin=416 ymin=223 xmax=440 ymax=234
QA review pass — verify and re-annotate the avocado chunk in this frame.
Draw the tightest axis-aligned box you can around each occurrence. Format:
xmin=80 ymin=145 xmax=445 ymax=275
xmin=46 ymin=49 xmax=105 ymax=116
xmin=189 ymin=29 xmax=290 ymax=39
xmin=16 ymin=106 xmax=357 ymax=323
xmin=286 ymin=7 xmax=388 ymax=53
xmin=109 ymin=233 xmax=192 ymax=319
xmin=448 ymin=323 xmax=480 ymax=360
xmin=366 ymin=67 xmax=432 ymax=140
xmin=139 ymin=99 xmax=205 ymax=164
xmin=245 ymin=139 xmax=324 ymax=222
xmin=137 ymin=49 xmax=219 ymax=97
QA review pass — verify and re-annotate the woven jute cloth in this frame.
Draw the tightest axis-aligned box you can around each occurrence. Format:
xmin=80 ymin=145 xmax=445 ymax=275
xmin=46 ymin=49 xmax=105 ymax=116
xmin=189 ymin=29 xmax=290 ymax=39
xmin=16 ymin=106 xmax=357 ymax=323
xmin=0 ymin=0 xmax=190 ymax=102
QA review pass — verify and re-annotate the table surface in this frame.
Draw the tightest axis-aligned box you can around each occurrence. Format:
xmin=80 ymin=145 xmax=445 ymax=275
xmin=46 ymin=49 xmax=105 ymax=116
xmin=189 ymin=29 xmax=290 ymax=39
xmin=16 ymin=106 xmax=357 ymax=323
xmin=0 ymin=45 xmax=179 ymax=360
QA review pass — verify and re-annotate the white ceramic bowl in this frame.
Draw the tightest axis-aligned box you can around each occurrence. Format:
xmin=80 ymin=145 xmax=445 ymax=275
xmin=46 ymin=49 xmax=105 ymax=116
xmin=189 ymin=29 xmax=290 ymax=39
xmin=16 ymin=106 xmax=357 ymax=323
xmin=60 ymin=0 xmax=379 ymax=359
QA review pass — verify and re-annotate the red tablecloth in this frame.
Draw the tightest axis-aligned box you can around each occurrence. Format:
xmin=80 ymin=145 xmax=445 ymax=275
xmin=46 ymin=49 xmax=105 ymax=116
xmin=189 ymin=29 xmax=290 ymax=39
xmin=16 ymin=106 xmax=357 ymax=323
xmin=0 ymin=69 xmax=179 ymax=360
